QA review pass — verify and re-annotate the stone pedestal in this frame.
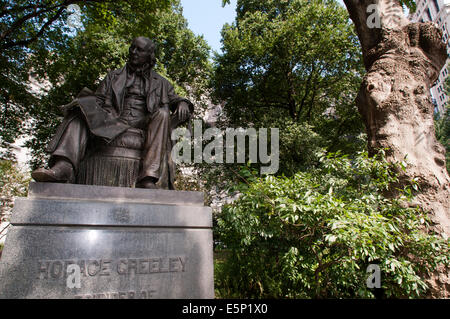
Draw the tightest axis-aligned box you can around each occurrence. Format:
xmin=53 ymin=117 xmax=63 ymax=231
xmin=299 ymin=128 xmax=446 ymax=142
xmin=0 ymin=182 xmax=214 ymax=299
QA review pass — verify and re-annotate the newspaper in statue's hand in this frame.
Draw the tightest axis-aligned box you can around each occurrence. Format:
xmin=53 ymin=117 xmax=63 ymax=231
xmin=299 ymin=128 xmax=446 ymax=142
xmin=58 ymin=87 xmax=94 ymax=115
xmin=58 ymin=99 xmax=79 ymax=115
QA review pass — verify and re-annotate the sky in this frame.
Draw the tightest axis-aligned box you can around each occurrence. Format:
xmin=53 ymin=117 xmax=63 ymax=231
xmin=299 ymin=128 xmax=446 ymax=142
xmin=179 ymin=0 xmax=237 ymax=54
xmin=180 ymin=0 xmax=345 ymax=54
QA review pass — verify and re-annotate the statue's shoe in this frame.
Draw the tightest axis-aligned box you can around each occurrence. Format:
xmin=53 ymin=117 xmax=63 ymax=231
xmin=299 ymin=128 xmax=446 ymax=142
xmin=31 ymin=161 xmax=74 ymax=183
xmin=136 ymin=177 xmax=158 ymax=189
xmin=32 ymin=168 xmax=65 ymax=182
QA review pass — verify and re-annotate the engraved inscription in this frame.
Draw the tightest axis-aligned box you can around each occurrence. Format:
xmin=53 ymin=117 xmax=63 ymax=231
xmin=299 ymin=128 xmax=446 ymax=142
xmin=0 ymin=263 xmax=11 ymax=276
xmin=117 ymin=257 xmax=186 ymax=274
xmin=36 ymin=256 xmax=186 ymax=280
xmin=74 ymin=290 xmax=156 ymax=299
xmin=111 ymin=207 xmax=131 ymax=223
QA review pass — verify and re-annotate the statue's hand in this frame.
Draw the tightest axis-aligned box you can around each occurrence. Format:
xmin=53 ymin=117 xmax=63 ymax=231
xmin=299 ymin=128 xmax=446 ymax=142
xmin=58 ymin=99 xmax=79 ymax=116
xmin=177 ymin=101 xmax=190 ymax=122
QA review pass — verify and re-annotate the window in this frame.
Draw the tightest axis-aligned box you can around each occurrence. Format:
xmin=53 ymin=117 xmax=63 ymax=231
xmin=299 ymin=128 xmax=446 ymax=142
xmin=427 ymin=8 xmax=433 ymax=21
xmin=433 ymin=0 xmax=440 ymax=12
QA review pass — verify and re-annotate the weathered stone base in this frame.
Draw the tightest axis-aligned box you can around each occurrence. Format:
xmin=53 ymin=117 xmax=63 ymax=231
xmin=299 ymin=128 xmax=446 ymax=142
xmin=0 ymin=182 xmax=214 ymax=299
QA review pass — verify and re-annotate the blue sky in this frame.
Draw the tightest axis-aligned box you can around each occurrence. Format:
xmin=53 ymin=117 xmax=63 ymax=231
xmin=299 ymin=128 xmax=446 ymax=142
xmin=180 ymin=0 xmax=237 ymax=54
xmin=180 ymin=0 xmax=345 ymax=54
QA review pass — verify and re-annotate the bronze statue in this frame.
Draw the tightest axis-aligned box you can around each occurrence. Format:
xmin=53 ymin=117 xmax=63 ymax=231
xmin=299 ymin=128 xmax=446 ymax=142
xmin=32 ymin=37 xmax=193 ymax=189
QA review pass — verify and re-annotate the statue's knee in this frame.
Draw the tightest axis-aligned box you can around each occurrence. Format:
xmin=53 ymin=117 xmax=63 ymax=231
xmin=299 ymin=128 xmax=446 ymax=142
xmin=155 ymin=106 xmax=170 ymax=121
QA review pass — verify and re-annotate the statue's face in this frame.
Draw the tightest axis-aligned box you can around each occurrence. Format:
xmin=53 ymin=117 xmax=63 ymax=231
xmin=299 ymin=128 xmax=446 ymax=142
xmin=128 ymin=37 xmax=151 ymax=67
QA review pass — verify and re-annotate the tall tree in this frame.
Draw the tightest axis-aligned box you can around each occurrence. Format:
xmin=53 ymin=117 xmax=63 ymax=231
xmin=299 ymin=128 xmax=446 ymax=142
xmin=214 ymin=0 xmax=363 ymax=127
xmin=334 ymin=0 xmax=450 ymax=297
xmin=212 ymin=0 xmax=365 ymax=186
xmin=342 ymin=1 xmax=449 ymax=235
xmin=220 ymin=0 xmax=450 ymax=297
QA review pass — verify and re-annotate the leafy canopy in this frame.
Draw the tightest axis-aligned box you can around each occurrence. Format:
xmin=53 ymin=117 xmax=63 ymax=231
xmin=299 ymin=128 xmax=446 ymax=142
xmin=213 ymin=0 xmax=363 ymax=127
xmin=4 ymin=0 xmax=212 ymax=167
xmin=0 ymin=0 xmax=173 ymax=158
xmin=206 ymin=0 xmax=365 ymax=193
xmin=223 ymin=0 xmax=417 ymax=11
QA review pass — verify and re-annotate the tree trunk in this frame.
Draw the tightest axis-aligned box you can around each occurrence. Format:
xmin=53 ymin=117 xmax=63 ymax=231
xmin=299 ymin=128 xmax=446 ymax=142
xmin=344 ymin=0 xmax=450 ymax=297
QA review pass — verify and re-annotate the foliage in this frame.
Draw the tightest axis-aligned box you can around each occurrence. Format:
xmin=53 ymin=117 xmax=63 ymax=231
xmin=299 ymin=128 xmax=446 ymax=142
xmin=435 ymin=106 xmax=450 ymax=172
xmin=223 ymin=0 xmax=417 ymax=12
xmin=0 ymin=0 xmax=173 ymax=161
xmin=5 ymin=0 xmax=212 ymax=168
xmin=204 ymin=0 xmax=366 ymax=201
xmin=0 ymin=0 xmax=173 ymax=53
xmin=435 ymin=67 xmax=450 ymax=172
xmin=213 ymin=0 xmax=363 ymax=127
xmin=399 ymin=0 xmax=417 ymax=12
xmin=0 ymin=160 xmax=29 ymax=224
xmin=215 ymin=151 xmax=449 ymax=298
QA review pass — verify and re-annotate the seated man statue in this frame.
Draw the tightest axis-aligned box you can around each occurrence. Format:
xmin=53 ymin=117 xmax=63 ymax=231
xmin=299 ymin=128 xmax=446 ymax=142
xmin=32 ymin=36 xmax=192 ymax=189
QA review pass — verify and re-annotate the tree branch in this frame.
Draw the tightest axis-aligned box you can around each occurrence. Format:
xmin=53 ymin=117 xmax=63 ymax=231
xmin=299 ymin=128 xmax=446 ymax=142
xmin=1 ymin=6 xmax=67 ymax=50
xmin=0 ymin=0 xmax=113 ymax=50
xmin=0 ymin=4 xmax=64 ymax=44
xmin=297 ymin=63 xmax=315 ymax=120
xmin=343 ymin=0 xmax=409 ymax=70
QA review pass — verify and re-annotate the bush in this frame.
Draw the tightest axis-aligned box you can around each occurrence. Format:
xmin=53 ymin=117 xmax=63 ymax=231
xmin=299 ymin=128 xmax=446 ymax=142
xmin=0 ymin=159 xmax=29 ymax=224
xmin=215 ymin=151 xmax=449 ymax=298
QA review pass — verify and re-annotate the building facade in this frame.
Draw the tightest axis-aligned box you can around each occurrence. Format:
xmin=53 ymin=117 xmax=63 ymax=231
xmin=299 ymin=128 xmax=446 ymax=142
xmin=409 ymin=0 xmax=450 ymax=114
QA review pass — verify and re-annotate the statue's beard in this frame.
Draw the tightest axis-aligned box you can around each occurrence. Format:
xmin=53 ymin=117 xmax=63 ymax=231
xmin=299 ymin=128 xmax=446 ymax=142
xmin=127 ymin=61 xmax=151 ymax=75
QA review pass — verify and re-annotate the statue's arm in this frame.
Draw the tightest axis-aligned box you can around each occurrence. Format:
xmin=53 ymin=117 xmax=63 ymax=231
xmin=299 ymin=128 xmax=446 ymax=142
xmin=167 ymin=82 xmax=193 ymax=123
xmin=165 ymin=81 xmax=193 ymax=111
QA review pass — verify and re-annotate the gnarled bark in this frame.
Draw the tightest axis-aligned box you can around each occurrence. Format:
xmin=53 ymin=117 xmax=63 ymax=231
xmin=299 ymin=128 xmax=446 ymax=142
xmin=344 ymin=0 xmax=450 ymax=297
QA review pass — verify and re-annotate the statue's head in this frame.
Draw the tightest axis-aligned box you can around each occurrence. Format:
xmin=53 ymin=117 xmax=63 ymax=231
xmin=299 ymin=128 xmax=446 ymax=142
xmin=128 ymin=37 xmax=156 ymax=69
